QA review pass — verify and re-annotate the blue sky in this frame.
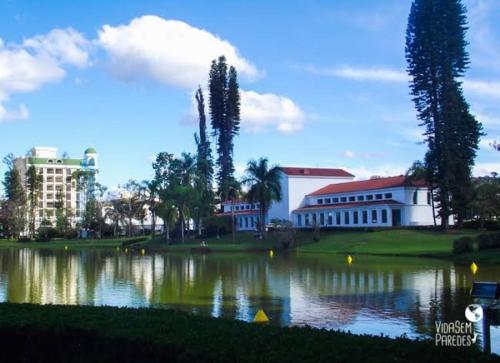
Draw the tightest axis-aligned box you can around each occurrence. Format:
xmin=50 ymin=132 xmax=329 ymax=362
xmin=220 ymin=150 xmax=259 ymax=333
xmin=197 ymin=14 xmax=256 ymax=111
xmin=0 ymin=0 xmax=499 ymax=191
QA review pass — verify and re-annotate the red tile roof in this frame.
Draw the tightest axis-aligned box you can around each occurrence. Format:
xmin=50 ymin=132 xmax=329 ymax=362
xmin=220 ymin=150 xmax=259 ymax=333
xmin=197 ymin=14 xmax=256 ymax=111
xmin=280 ymin=167 xmax=354 ymax=178
xmin=294 ymin=199 xmax=403 ymax=212
xmin=308 ymin=175 xmax=428 ymax=196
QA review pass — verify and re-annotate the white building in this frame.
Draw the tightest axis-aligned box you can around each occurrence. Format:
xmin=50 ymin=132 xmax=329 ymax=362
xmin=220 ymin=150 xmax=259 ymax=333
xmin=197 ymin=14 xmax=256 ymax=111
xmin=220 ymin=167 xmax=354 ymax=230
xmin=220 ymin=168 xmax=443 ymax=231
xmin=292 ymin=175 xmax=441 ymax=228
xmin=15 ymin=146 xmax=99 ymax=230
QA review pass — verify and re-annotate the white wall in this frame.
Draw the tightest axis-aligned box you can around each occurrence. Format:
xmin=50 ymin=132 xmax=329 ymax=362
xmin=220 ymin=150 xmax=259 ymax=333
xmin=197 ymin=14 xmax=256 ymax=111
xmin=267 ymin=172 xmax=354 ymax=222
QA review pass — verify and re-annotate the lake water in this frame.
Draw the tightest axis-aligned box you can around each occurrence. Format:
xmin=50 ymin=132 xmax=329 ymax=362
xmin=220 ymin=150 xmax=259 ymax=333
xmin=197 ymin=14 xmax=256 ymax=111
xmin=0 ymin=248 xmax=498 ymax=354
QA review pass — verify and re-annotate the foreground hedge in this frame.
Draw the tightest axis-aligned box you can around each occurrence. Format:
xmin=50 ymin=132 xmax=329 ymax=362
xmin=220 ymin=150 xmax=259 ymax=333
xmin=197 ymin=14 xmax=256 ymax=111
xmin=0 ymin=303 xmax=496 ymax=363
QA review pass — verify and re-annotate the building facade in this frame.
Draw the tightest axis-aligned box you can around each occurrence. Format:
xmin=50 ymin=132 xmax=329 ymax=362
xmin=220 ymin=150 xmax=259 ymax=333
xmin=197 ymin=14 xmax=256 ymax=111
xmin=15 ymin=146 xmax=99 ymax=231
xmin=292 ymin=175 xmax=441 ymax=228
xmin=221 ymin=169 xmax=444 ymax=231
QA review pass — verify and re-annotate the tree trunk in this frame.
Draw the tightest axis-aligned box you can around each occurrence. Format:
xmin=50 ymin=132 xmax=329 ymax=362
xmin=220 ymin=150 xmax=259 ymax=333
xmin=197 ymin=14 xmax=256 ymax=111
xmin=431 ymin=188 xmax=437 ymax=227
xmin=151 ymin=211 xmax=156 ymax=238
xmin=197 ymin=216 xmax=202 ymax=237
xmin=260 ymin=207 xmax=266 ymax=239
xmin=181 ymin=218 xmax=185 ymax=244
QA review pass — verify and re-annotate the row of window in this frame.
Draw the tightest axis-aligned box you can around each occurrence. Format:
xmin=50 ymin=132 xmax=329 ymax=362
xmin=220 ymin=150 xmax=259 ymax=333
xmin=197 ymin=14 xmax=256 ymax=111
xmin=43 ymin=168 xmax=73 ymax=175
xmin=297 ymin=209 xmax=389 ymax=227
xmin=317 ymin=193 xmax=393 ymax=205
xmin=39 ymin=192 xmax=77 ymax=201
xmin=38 ymin=208 xmax=83 ymax=218
xmin=238 ymin=216 xmax=260 ymax=229
xmin=230 ymin=203 xmax=260 ymax=211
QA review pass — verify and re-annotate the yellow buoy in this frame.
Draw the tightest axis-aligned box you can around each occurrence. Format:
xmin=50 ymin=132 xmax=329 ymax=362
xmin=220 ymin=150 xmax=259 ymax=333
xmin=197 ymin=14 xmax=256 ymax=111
xmin=470 ymin=262 xmax=478 ymax=275
xmin=141 ymin=249 xmax=145 ymax=255
xmin=64 ymin=245 xmax=68 ymax=251
xmin=253 ymin=309 xmax=270 ymax=323
xmin=269 ymin=250 xmax=274 ymax=258
xmin=347 ymin=255 xmax=353 ymax=264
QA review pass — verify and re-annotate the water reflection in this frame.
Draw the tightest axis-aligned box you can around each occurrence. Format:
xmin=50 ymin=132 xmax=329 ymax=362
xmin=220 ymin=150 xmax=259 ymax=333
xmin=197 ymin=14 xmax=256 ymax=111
xmin=0 ymin=248 xmax=497 ymax=353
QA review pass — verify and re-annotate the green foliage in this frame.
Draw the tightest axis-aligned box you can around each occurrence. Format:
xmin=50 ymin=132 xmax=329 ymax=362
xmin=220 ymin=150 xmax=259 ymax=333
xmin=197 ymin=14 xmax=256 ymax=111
xmin=202 ymin=215 xmax=232 ymax=237
xmin=209 ymin=56 xmax=241 ymax=199
xmin=469 ymin=175 xmax=500 ymax=227
xmin=0 ymin=154 xmax=26 ymax=239
xmin=406 ymin=0 xmax=482 ymax=228
xmin=452 ymin=232 xmax=500 ymax=255
xmin=452 ymin=237 xmax=474 ymax=254
xmin=312 ymin=222 xmax=321 ymax=242
xmin=243 ymin=158 xmax=282 ymax=238
xmin=25 ymin=165 xmax=43 ymax=238
xmin=0 ymin=303 xmax=492 ymax=363
xmin=269 ymin=220 xmax=296 ymax=250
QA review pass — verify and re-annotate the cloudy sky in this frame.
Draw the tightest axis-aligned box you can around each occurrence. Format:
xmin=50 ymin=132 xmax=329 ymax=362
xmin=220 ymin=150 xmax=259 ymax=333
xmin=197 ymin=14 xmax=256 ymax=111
xmin=0 ymin=0 xmax=498 ymax=189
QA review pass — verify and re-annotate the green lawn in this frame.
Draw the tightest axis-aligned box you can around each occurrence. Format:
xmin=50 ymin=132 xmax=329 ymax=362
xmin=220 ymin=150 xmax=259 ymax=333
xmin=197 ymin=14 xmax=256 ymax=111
xmin=141 ymin=233 xmax=276 ymax=253
xmin=0 ymin=303 xmax=494 ymax=363
xmin=0 ymin=237 xmax=127 ymax=249
xmin=296 ymin=229 xmax=483 ymax=257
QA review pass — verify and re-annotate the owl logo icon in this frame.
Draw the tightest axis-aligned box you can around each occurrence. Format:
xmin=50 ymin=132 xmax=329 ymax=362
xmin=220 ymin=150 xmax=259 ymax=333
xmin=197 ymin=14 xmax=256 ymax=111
xmin=465 ymin=304 xmax=483 ymax=323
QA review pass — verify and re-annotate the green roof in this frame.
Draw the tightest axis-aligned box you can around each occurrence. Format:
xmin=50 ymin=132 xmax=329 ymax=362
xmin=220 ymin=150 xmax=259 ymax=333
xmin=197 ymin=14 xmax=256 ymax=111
xmin=85 ymin=147 xmax=97 ymax=154
xmin=27 ymin=157 xmax=82 ymax=166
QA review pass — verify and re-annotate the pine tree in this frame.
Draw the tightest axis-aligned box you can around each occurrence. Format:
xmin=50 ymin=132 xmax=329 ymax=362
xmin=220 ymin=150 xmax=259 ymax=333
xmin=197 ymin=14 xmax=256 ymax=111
xmin=208 ymin=56 xmax=241 ymax=200
xmin=25 ymin=165 xmax=43 ymax=238
xmin=1 ymin=154 xmax=26 ymax=238
xmin=194 ymin=86 xmax=214 ymax=235
xmin=406 ymin=0 xmax=482 ymax=228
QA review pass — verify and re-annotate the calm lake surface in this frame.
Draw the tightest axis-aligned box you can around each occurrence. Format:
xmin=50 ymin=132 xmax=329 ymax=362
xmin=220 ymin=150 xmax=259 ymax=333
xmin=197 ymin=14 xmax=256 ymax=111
xmin=0 ymin=248 xmax=498 ymax=354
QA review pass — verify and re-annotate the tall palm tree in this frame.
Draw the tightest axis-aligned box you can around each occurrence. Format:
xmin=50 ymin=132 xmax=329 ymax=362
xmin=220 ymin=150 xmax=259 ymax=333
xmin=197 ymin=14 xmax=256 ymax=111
xmin=242 ymin=158 xmax=282 ymax=238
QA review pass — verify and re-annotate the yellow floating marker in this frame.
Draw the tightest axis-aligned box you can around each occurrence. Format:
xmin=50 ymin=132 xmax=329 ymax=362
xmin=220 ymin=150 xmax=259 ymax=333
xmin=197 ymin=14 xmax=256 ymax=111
xmin=347 ymin=255 xmax=353 ymax=264
xmin=470 ymin=262 xmax=478 ymax=275
xmin=141 ymin=249 xmax=145 ymax=256
xmin=269 ymin=250 xmax=274 ymax=258
xmin=64 ymin=245 xmax=68 ymax=251
xmin=253 ymin=309 xmax=270 ymax=323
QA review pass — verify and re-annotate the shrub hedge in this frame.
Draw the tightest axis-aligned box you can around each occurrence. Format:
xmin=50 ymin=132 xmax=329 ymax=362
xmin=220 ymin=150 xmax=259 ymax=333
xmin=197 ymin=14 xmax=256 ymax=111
xmin=453 ymin=232 xmax=500 ymax=255
xmin=0 ymin=303 xmax=495 ymax=363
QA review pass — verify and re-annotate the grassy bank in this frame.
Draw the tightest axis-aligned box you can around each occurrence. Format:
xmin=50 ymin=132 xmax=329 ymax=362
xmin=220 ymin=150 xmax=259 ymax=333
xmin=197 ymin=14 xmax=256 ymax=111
xmin=1 ymin=229 xmax=498 ymax=264
xmin=136 ymin=229 xmax=500 ymax=263
xmin=0 ymin=303 xmax=495 ymax=363
xmin=0 ymin=237 xmax=127 ymax=249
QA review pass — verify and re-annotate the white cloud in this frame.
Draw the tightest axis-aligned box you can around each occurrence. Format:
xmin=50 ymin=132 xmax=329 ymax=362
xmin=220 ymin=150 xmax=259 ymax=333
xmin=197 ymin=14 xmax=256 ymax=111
xmin=463 ymin=79 xmax=500 ymax=99
xmin=97 ymin=15 xmax=260 ymax=88
xmin=305 ymin=64 xmax=500 ymax=100
xmin=23 ymin=28 xmax=92 ymax=68
xmin=240 ymin=90 xmax=305 ymax=133
xmin=0 ymin=103 xmax=29 ymax=121
xmin=304 ymin=64 xmax=408 ymax=82
xmin=0 ymin=28 xmax=90 ymax=121
xmin=473 ymin=162 xmax=500 ymax=176
xmin=181 ymin=88 xmax=306 ymax=134
xmin=342 ymin=150 xmax=356 ymax=158
xmin=342 ymin=165 xmax=407 ymax=180
xmin=479 ymin=137 xmax=499 ymax=150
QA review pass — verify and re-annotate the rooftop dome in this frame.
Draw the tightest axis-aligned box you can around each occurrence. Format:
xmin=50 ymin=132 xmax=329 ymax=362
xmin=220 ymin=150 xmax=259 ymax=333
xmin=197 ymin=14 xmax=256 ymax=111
xmin=85 ymin=147 xmax=97 ymax=154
